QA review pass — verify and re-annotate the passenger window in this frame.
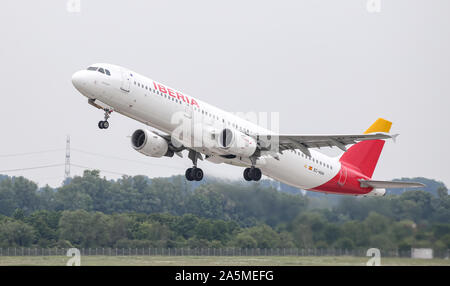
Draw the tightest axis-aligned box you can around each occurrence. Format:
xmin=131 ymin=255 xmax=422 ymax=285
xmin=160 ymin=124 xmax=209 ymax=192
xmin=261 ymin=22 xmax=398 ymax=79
xmin=98 ymin=68 xmax=105 ymax=74
xmin=105 ymin=69 xmax=111 ymax=76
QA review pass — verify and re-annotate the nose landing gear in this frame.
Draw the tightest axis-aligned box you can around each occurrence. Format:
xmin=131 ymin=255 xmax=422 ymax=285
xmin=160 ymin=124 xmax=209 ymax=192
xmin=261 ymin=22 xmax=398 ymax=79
xmin=98 ymin=108 xmax=113 ymax=129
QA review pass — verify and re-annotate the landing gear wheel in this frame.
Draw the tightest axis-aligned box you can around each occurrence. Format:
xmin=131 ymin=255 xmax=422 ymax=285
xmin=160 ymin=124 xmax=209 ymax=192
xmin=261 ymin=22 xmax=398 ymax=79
xmin=186 ymin=150 xmax=204 ymax=181
xmin=185 ymin=168 xmax=194 ymax=181
xmin=244 ymin=167 xmax=262 ymax=181
xmin=186 ymin=167 xmax=203 ymax=181
xmin=193 ymin=168 xmax=203 ymax=181
xmin=250 ymin=168 xmax=262 ymax=181
xmin=243 ymin=168 xmax=252 ymax=181
xmin=98 ymin=108 xmax=112 ymax=129
xmin=98 ymin=121 xmax=109 ymax=129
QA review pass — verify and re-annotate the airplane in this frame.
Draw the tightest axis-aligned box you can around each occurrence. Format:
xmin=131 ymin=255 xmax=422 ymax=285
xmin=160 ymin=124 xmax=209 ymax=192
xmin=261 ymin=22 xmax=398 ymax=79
xmin=72 ymin=63 xmax=424 ymax=197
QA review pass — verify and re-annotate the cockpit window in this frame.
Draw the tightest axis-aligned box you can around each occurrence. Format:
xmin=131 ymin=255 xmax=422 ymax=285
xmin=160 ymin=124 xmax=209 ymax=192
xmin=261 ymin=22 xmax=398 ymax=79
xmin=87 ymin=66 xmax=111 ymax=76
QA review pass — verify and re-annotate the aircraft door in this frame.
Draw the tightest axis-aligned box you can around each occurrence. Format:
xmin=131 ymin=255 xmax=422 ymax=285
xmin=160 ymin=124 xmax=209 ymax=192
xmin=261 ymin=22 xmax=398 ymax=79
xmin=120 ymin=69 xmax=131 ymax=92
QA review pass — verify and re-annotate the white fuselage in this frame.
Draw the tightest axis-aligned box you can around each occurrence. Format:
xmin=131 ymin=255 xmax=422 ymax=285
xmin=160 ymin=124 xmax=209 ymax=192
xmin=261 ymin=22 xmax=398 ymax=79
xmin=72 ymin=63 xmax=341 ymax=191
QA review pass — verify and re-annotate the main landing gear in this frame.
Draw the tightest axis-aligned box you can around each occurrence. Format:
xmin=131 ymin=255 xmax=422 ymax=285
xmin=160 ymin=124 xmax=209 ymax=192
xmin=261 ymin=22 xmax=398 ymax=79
xmin=243 ymin=156 xmax=261 ymax=181
xmin=98 ymin=108 xmax=113 ymax=129
xmin=185 ymin=150 xmax=204 ymax=181
xmin=243 ymin=167 xmax=262 ymax=181
xmin=185 ymin=167 xmax=203 ymax=181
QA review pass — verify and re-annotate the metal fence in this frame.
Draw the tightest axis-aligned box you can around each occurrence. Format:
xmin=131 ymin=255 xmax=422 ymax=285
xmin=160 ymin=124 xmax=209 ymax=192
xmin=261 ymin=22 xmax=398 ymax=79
xmin=0 ymin=248 xmax=449 ymax=258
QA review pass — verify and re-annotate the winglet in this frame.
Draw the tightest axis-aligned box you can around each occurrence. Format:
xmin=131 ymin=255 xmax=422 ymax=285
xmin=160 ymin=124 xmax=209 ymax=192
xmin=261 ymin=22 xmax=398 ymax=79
xmin=391 ymin=133 xmax=399 ymax=143
xmin=364 ymin=118 xmax=392 ymax=134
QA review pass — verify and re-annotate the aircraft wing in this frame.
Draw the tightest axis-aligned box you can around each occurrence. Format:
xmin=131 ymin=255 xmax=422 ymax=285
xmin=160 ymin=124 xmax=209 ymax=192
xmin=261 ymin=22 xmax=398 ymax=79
xmin=359 ymin=180 xmax=425 ymax=189
xmin=263 ymin=133 xmax=394 ymax=156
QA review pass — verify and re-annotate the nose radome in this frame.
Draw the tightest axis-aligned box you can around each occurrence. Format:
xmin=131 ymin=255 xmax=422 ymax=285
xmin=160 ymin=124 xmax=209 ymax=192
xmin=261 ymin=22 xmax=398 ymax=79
xmin=71 ymin=70 xmax=86 ymax=90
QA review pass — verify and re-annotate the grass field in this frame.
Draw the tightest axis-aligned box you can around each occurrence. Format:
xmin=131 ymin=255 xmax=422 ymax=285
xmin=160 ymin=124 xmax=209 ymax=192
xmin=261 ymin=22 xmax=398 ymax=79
xmin=0 ymin=256 xmax=449 ymax=266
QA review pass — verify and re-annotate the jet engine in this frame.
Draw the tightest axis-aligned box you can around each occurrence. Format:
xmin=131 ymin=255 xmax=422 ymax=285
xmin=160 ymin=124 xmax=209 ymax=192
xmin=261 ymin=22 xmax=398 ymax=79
xmin=217 ymin=128 xmax=257 ymax=157
xmin=131 ymin=129 xmax=173 ymax=157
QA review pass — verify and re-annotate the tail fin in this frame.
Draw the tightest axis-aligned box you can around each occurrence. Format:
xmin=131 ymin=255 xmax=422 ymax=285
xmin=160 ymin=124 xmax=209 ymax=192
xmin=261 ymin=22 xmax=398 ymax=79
xmin=339 ymin=118 xmax=392 ymax=178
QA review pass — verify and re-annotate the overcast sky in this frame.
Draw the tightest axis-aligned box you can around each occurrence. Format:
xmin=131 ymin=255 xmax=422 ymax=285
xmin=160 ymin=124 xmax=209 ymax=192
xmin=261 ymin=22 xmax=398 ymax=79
xmin=0 ymin=0 xmax=449 ymax=188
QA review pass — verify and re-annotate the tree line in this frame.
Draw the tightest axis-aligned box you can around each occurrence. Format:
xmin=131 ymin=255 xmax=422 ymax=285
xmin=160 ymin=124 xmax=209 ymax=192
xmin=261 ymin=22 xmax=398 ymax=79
xmin=0 ymin=170 xmax=449 ymax=252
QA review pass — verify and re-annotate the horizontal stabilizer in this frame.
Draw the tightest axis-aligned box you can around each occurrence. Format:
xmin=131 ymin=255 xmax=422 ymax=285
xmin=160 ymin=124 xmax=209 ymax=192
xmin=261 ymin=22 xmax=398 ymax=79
xmin=359 ymin=180 xmax=425 ymax=189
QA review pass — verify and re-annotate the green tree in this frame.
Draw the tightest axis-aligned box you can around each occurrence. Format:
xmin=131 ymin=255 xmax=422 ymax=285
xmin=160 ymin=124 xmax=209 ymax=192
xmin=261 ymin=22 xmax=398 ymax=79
xmin=58 ymin=210 xmax=110 ymax=247
xmin=0 ymin=177 xmax=39 ymax=215
xmin=12 ymin=208 xmax=25 ymax=221
xmin=340 ymin=221 xmax=370 ymax=247
xmin=11 ymin=177 xmax=39 ymax=214
xmin=109 ymin=214 xmax=133 ymax=244
xmin=0 ymin=181 xmax=16 ymax=216
xmin=0 ymin=219 xmax=35 ymax=247
xmin=334 ymin=237 xmax=355 ymax=250
xmin=239 ymin=225 xmax=281 ymax=248
xmin=364 ymin=212 xmax=390 ymax=235
xmin=232 ymin=232 xmax=257 ymax=248
xmin=175 ymin=214 xmax=199 ymax=239
xmin=25 ymin=210 xmax=61 ymax=246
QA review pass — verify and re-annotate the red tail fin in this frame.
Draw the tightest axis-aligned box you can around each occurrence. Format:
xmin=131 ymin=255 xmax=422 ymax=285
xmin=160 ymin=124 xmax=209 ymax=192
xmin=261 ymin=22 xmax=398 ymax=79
xmin=340 ymin=140 xmax=385 ymax=178
xmin=339 ymin=118 xmax=392 ymax=178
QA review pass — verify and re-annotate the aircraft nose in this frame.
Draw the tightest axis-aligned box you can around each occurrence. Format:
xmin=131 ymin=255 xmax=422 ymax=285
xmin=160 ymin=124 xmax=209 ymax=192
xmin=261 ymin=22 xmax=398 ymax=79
xmin=71 ymin=70 xmax=86 ymax=90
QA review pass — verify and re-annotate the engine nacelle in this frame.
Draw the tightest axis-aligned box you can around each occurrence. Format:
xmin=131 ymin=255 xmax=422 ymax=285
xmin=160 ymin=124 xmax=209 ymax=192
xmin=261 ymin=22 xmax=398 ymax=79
xmin=131 ymin=129 xmax=171 ymax=157
xmin=217 ymin=128 xmax=257 ymax=157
